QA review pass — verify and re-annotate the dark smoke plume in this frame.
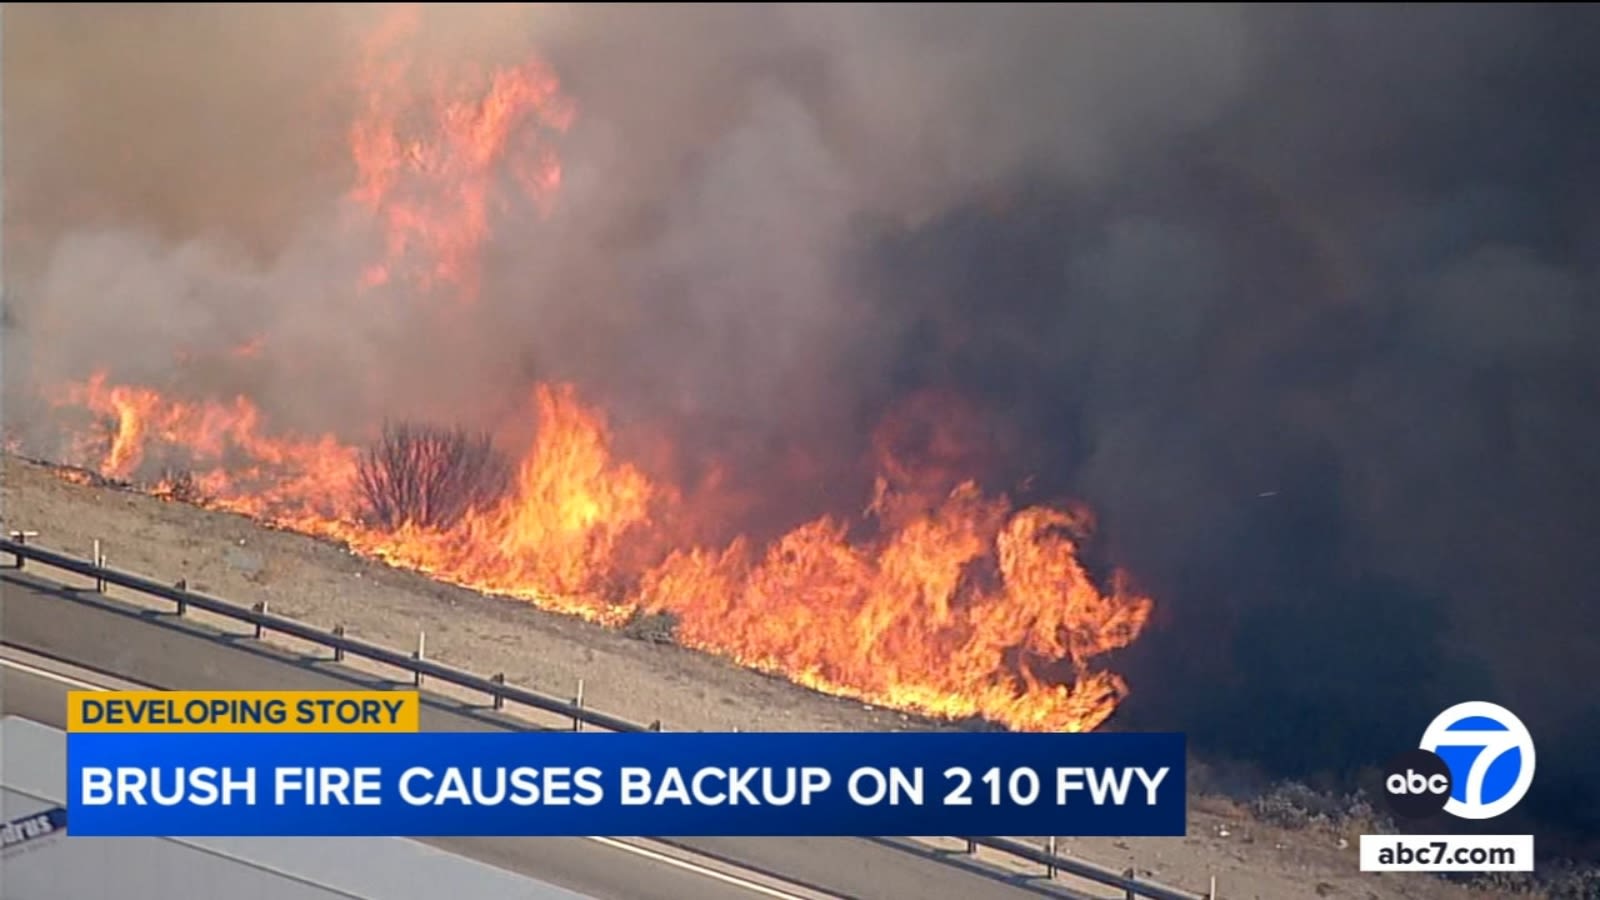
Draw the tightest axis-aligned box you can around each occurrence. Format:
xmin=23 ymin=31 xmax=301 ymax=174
xmin=5 ymin=4 xmax=1599 ymax=849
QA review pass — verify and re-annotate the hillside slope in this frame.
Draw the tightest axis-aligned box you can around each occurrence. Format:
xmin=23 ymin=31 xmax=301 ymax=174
xmin=0 ymin=454 xmax=1501 ymax=900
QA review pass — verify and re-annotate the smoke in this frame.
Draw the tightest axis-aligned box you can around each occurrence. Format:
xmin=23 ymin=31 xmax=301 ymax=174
xmin=838 ymin=6 xmax=1600 ymax=844
xmin=6 ymin=4 xmax=1600 ymax=845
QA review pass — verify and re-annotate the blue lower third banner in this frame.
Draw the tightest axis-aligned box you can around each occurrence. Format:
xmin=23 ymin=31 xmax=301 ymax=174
xmin=67 ymin=731 xmax=1185 ymax=837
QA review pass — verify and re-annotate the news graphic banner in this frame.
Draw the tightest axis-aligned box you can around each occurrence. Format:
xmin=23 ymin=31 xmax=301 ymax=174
xmin=68 ymin=690 xmax=422 ymax=733
xmin=64 ymin=691 xmax=1185 ymax=838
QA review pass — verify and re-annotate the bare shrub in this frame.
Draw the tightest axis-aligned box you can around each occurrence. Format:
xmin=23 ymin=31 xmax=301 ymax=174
xmin=358 ymin=422 xmax=510 ymax=531
xmin=1451 ymin=871 xmax=1542 ymax=895
xmin=1542 ymin=861 xmax=1600 ymax=899
xmin=1250 ymin=781 xmax=1385 ymax=831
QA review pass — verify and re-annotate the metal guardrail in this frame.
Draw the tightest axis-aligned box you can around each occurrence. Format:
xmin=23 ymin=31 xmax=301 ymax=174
xmin=1 ymin=536 xmax=645 ymax=734
xmin=962 ymin=836 xmax=1208 ymax=900
xmin=2 ymin=534 xmax=1215 ymax=900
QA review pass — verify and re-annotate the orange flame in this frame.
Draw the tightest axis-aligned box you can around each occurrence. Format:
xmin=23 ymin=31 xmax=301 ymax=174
xmin=231 ymin=336 xmax=267 ymax=360
xmin=348 ymin=4 xmax=573 ymax=302
xmin=34 ymin=11 xmax=1154 ymax=734
xmin=51 ymin=373 xmax=362 ymax=529
xmin=47 ymin=374 xmax=1152 ymax=733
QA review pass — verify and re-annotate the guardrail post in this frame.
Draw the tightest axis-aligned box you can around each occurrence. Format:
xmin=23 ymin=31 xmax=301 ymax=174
xmin=8 ymin=531 xmax=38 ymax=569
xmin=252 ymin=601 xmax=267 ymax=638
xmin=1123 ymin=868 xmax=1136 ymax=900
xmin=414 ymin=632 xmax=426 ymax=687
xmin=964 ymin=838 xmax=976 ymax=855
xmin=93 ymin=539 xmax=105 ymax=592
xmin=332 ymin=626 xmax=346 ymax=661
xmin=573 ymin=679 xmax=585 ymax=732
xmin=1045 ymin=836 xmax=1057 ymax=878
xmin=1209 ymin=875 xmax=1217 ymax=899
xmin=491 ymin=673 xmax=506 ymax=710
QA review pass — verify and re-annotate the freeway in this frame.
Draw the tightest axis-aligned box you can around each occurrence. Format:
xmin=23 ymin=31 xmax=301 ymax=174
xmin=0 ymin=653 xmax=830 ymax=900
xmin=0 ymin=568 xmax=1084 ymax=900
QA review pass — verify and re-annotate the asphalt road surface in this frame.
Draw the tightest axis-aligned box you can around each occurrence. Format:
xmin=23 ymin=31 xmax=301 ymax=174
xmin=1 ymin=568 xmax=1084 ymax=900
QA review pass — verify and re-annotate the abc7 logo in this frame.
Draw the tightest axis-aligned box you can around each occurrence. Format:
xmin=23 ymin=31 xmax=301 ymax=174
xmin=1383 ymin=749 xmax=1454 ymax=819
xmin=1383 ymin=701 xmax=1536 ymax=820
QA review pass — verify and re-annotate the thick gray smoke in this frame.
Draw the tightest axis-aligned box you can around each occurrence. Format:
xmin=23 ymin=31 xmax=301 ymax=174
xmin=2 ymin=4 xmax=1249 ymax=439
xmin=5 ymin=5 xmax=1597 ymax=848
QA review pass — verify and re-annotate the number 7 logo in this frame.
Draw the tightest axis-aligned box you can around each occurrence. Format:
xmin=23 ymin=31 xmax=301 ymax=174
xmin=1419 ymin=701 xmax=1536 ymax=821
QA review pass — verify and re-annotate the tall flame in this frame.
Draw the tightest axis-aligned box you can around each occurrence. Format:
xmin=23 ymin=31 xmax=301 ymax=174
xmin=348 ymin=3 xmax=573 ymax=300
xmin=34 ymin=7 xmax=1154 ymax=734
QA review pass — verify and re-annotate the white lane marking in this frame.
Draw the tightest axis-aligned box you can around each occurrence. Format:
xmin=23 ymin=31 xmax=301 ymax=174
xmin=586 ymin=837 xmax=824 ymax=900
xmin=0 ymin=655 xmax=112 ymax=691
xmin=0 ymin=657 xmax=827 ymax=900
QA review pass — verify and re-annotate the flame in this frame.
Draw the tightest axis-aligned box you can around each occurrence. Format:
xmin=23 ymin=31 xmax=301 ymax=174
xmin=348 ymin=4 xmax=574 ymax=303
xmin=347 ymin=384 xmax=662 ymax=623
xmin=637 ymin=448 xmax=1153 ymax=733
xmin=46 ymin=374 xmax=1152 ymax=733
xmin=231 ymin=336 xmax=267 ymax=360
xmin=51 ymin=373 xmax=362 ymax=530
xmin=29 ymin=10 xmax=1154 ymax=734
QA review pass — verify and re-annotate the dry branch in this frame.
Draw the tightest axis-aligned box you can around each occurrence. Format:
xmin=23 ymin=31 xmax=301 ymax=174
xmin=358 ymin=422 xmax=510 ymax=531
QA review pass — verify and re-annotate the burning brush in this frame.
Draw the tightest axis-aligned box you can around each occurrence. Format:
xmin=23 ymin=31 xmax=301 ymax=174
xmin=18 ymin=6 xmax=1155 ymax=737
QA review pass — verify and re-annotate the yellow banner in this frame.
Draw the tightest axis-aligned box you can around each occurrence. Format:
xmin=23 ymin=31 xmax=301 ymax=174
xmin=67 ymin=690 xmax=421 ymax=733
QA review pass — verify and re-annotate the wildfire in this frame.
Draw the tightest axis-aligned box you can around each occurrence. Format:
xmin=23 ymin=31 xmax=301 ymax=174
xmin=50 ymin=373 xmax=362 ymax=532
xmin=347 ymin=3 xmax=574 ymax=302
xmin=46 ymin=372 xmax=1153 ymax=733
xmin=27 ymin=7 xmax=1155 ymax=735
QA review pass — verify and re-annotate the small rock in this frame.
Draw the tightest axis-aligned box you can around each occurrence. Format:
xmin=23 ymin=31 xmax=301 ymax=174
xmin=1336 ymin=837 xmax=1349 ymax=850
xmin=1217 ymin=826 xmax=1231 ymax=838
xmin=1314 ymin=883 xmax=1338 ymax=897
xmin=1113 ymin=841 xmax=1130 ymax=850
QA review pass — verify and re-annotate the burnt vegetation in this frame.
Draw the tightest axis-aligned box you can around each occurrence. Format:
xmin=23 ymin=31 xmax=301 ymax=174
xmin=621 ymin=609 xmax=680 ymax=645
xmin=357 ymin=422 xmax=511 ymax=531
xmin=157 ymin=467 xmax=203 ymax=504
